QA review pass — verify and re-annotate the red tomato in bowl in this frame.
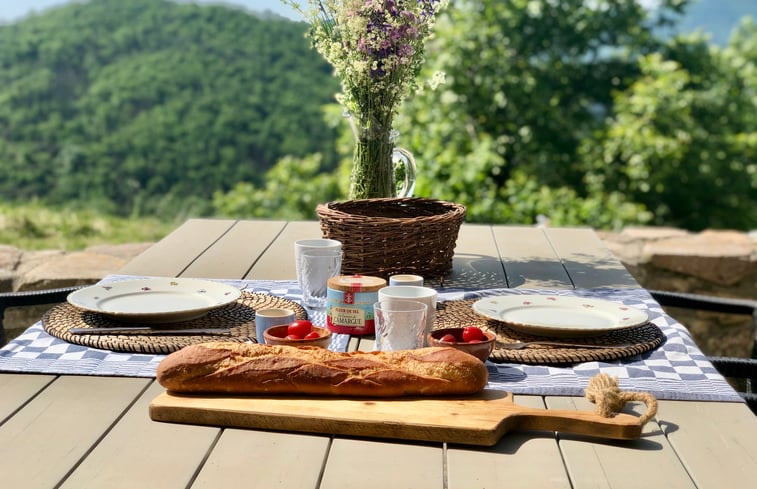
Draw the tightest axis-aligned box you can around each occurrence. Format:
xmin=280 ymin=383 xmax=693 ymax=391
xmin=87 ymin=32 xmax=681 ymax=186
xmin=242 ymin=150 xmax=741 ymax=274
xmin=462 ymin=326 xmax=485 ymax=343
xmin=439 ymin=334 xmax=457 ymax=343
xmin=288 ymin=320 xmax=312 ymax=338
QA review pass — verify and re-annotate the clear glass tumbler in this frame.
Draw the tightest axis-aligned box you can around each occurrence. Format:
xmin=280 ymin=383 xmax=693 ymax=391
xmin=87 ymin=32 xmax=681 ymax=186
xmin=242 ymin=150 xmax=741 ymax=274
xmin=373 ymin=300 xmax=428 ymax=351
xmin=299 ymin=249 xmax=342 ymax=308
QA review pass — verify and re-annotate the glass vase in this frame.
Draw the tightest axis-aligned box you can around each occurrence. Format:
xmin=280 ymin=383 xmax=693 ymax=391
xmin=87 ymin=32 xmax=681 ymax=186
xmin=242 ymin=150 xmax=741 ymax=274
xmin=345 ymin=112 xmax=416 ymax=200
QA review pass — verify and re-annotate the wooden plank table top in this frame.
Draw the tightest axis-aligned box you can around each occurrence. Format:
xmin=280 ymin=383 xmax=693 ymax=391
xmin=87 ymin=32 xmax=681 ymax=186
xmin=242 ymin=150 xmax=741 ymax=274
xmin=2 ymin=218 xmax=756 ymax=489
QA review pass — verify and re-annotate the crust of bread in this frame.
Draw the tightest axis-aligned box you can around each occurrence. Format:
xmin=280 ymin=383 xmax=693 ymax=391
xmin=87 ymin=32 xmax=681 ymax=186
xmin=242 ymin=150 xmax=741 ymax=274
xmin=156 ymin=342 xmax=488 ymax=397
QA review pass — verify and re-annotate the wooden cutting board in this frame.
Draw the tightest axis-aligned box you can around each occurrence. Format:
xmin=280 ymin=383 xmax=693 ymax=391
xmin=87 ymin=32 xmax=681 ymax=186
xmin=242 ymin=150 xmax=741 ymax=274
xmin=149 ymin=389 xmax=644 ymax=446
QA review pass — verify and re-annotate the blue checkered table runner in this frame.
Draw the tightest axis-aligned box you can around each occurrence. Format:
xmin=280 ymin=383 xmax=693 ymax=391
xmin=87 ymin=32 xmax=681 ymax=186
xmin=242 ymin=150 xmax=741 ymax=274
xmin=0 ymin=275 xmax=744 ymax=403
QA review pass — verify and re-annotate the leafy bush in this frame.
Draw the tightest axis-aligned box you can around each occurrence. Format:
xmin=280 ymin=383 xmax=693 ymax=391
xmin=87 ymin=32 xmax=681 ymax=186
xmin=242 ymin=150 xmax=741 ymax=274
xmin=587 ymin=24 xmax=757 ymax=230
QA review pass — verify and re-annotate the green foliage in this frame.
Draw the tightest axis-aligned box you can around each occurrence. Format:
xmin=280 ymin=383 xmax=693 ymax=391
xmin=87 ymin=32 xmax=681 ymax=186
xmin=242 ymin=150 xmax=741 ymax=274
xmin=587 ymin=21 xmax=757 ymax=230
xmin=215 ymin=0 xmax=754 ymax=231
xmin=0 ymin=0 xmax=339 ymax=217
xmin=393 ymin=0 xmax=674 ymax=228
xmin=213 ymin=153 xmax=343 ymax=220
xmin=388 ymin=0 xmax=754 ymax=230
xmin=0 ymin=202 xmax=176 ymax=250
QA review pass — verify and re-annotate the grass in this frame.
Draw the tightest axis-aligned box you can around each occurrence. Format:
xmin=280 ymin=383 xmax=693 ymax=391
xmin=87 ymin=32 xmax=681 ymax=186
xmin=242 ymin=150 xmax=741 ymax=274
xmin=0 ymin=203 xmax=179 ymax=250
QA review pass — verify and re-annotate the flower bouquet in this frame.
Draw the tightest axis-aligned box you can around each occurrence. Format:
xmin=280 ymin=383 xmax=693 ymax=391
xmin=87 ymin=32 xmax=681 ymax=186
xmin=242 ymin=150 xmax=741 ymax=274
xmin=287 ymin=0 xmax=447 ymax=199
xmin=286 ymin=0 xmax=465 ymax=278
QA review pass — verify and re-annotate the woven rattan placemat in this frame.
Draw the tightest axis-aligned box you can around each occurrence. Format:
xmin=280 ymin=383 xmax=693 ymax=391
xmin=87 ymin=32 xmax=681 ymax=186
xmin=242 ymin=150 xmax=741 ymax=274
xmin=434 ymin=299 xmax=665 ymax=365
xmin=43 ymin=292 xmax=307 ymax=354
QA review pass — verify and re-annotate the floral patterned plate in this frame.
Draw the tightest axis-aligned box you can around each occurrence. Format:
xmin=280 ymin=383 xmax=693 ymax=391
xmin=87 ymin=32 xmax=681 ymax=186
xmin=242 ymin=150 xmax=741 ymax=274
xmin=471 ymin=295 xmax=648 ymax=337
xmin=67 ymin=278 xmax=242 ymax=323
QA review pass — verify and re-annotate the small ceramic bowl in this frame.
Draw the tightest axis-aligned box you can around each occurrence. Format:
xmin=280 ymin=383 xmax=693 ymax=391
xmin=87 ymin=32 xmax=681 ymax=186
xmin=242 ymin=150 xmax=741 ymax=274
xmin=427 ymin=327 xmax=496 ymax=362
xmin=263 ymin=324 xmax=331 ymax=349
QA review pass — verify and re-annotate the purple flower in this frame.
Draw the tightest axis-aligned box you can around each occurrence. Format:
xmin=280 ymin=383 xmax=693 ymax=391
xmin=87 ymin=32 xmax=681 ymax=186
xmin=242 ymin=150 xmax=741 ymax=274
xmin=357 ymin=37 xmax=371 ymax=53
xmin=399 ymin=24 xmax=418 ymax=39
xmin=371 ymin=63 xmax=387 ymax=78
xmin=400 ymin=10 xmax=416 ymax=22
xmin=300 ymin=0 xmax=446 ymax=114
xmin=419 ymin=0 xmax=440 ymax=18
xmin=398 ymin=44 xmax=414 ymax=58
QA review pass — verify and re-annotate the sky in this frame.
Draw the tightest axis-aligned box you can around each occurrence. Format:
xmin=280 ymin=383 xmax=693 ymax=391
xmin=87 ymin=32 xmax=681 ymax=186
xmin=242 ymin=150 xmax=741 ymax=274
xmin=0 ymin=0 xmax=303 ymax=23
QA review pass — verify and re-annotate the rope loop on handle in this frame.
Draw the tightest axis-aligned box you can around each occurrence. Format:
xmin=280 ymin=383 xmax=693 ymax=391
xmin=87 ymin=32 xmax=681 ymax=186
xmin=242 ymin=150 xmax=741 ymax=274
xmin=585 ymin=373 xmax=658 ymax=425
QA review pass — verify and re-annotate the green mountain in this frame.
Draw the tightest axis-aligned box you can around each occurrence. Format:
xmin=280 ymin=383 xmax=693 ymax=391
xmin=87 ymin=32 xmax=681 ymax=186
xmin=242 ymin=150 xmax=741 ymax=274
xmin=0 ymin=0 xmax=339 ymax=217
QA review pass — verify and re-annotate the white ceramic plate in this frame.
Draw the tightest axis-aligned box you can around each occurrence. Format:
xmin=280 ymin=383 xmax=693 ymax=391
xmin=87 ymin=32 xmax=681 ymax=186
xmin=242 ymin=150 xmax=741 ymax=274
xmin=471 ymin=295 xmax=648 ymax=337
xmin=67 ymin=278 xmax=242 ymax=323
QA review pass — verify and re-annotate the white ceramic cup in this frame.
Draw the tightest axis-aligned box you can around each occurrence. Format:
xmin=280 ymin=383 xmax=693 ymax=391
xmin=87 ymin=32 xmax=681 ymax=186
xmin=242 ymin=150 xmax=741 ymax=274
xmin=255 ymin=308 xmax=295 ymax=343
xmin=377 ymin=285 xmax=438 ymax=344
xmin=388 ymin=274 xmax=424 ymax=287
xmin=373 ymin=300 xmax=428 ymax=351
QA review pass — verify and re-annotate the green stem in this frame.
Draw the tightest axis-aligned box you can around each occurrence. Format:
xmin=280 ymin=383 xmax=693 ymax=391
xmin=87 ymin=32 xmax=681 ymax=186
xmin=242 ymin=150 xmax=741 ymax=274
xmin=347 ymin=114 xmax=396 ymax=199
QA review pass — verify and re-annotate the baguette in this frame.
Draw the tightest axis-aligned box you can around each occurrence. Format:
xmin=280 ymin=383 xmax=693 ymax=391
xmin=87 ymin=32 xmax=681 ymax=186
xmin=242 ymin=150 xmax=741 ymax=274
xmin=156 ymin=342 xmax=488 ymax=397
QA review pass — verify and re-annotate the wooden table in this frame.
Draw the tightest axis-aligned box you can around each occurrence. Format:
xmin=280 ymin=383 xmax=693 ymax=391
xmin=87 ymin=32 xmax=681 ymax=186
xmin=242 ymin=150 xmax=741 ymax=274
xmin=1 ymin=219 xmax=756 ymax=489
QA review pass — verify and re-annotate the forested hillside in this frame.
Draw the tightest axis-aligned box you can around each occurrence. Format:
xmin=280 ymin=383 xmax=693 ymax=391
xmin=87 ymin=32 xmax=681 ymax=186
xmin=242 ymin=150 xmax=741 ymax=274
xmin=0 ymin=0 xmax=339 ymax=217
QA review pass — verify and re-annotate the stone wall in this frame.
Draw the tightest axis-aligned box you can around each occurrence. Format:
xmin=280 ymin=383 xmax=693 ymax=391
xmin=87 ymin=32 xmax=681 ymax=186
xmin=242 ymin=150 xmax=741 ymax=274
xmin=597 ymin=227 xmax=756 ymax=358
xmin=0 ymin=243 xmax=153 ymax=341
xmin=1 ymin=228 xmax=756 ymax=356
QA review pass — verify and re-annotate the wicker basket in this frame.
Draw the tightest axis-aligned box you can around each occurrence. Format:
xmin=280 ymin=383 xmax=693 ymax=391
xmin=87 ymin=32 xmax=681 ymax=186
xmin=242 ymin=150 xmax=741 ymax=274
xmin=316 ymin=198 xmax=466 ymax=279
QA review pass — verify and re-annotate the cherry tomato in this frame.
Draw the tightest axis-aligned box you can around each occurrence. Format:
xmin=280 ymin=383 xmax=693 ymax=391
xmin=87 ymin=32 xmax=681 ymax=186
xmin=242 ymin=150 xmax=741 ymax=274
xmin=439 ymin=334 xmax=457 ymax=343
xmin=287 ymin=319 xmax=313 ymax=338
xmin=462 ymin=326 xmax=485 ymax=343
xmin=304 ymin=331 xmax=320 ymax=340
xmin=286 ymin=334 xmax=303 ymax=340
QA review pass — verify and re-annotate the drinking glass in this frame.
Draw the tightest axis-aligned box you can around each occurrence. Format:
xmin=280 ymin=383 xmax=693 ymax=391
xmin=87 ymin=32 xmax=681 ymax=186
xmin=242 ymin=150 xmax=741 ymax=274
xmin=377 ymin=286 xmax=438 ymax=345
xmin=373 ymin=300 xmax=428 ymax=351
xmin=299 ymin=249 xmax=342 ymax=308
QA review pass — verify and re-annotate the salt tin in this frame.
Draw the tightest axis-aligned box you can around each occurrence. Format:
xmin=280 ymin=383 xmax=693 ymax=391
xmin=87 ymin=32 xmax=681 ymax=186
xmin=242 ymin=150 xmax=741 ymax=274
xmin=326 ymin=275 xmax=387 ymax=335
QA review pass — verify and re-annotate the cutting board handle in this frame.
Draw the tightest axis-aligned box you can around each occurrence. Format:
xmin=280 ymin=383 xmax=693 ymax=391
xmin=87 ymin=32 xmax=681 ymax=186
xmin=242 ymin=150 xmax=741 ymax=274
xmin=505 ymin=405 xmax=644 ymax=440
